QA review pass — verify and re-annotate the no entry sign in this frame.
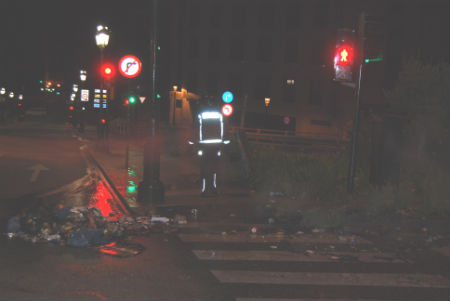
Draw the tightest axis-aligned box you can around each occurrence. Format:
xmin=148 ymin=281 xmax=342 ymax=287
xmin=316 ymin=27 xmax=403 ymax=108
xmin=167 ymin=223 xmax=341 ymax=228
xmin=118 ymin=55 xmax=142 ymax=78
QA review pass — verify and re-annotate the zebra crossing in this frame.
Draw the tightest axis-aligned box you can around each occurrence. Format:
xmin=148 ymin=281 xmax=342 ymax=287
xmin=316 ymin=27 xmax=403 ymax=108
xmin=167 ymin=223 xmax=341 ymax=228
xmin=177 ymin=228 xmax=449 ymax=301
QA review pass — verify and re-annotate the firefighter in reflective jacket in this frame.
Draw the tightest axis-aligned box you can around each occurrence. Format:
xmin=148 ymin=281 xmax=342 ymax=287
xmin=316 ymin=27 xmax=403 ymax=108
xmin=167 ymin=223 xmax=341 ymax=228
xmin=193 ymin=110 xmax=230 ymax=196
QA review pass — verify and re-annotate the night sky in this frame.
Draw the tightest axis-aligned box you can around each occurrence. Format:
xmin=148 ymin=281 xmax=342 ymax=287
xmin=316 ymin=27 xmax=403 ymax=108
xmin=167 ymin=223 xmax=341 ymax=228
xmin=0 ymin=1 xmax=153 ymax=94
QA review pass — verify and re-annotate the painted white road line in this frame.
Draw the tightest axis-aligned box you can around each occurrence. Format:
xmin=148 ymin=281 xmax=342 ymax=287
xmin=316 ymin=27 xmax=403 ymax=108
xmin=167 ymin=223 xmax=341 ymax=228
xmin=193 ymin=250 xmax=405 ymax=263
xmin=28 ymin=163 xmax=49 ymax=182
xmin=211 ymin=270 xmax=449 ymax=288
xmin=236 ymin=299 xmax=407 ymax=301
xmin=179 ymin=233 xmax=372 ymax=244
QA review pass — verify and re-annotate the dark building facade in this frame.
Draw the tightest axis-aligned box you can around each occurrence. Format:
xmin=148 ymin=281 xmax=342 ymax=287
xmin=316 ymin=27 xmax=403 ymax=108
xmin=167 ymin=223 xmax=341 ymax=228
xmin=160 ymin=0 xmax=448 ymax=136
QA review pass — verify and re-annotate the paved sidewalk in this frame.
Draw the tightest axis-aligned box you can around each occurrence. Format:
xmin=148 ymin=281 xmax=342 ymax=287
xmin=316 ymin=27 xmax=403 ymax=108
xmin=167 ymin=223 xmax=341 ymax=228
xmin=85 ymin=128 xmax=260 ymax=225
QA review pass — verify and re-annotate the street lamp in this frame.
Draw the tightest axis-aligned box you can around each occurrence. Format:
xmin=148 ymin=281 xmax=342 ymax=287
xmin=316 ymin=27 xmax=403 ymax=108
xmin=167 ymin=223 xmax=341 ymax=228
xmin=95 ymin=25 xmax=110 ymax=50
xmin=9 ymin=92 xmax=14 ymax=99
xmin=0 ymin=88 xmax=5 ymax=95
xmin=80 ymin=70 xmax=87 ymax=82
xmin=95 ymin=24 xmax=110 ymax=85
xmin=18 ymin=94 xmax=23 ymax=100
xmin=265 ymin=97 xmax=271 ymax=107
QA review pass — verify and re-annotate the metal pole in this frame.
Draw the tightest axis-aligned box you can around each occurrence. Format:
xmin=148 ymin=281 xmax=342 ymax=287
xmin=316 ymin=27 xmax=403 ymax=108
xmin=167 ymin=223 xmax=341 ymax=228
xmin=138 ymin=0 xmax=164 ymax=203
xmin=347 ymin=63 xmax=363 ymax=194
xmin=347 ymin=11 xmax=366 ymax=195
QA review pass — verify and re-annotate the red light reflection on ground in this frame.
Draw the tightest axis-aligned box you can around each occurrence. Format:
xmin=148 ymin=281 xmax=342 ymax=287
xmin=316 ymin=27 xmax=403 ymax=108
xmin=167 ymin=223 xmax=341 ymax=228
xmin=66 ymin=291 xmax=107 ymax=301
xmin=88 ymin=181 xmax=122 ymax=221
xmin=99 ymin=248 xmax=119 ymax=255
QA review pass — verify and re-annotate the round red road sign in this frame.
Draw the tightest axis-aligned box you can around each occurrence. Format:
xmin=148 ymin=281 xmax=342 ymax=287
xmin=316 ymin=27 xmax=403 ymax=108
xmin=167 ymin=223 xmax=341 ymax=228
xmin=118 ymin=55 xmax=142 ymax=78
xmin=221 ymin=104 xmax=233 ymax=116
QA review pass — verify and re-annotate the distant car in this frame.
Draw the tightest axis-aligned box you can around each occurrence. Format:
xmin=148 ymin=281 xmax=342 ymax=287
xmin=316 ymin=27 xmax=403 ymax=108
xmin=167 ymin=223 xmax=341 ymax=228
xmin=25 ymin=107 xmax=47 ymax=117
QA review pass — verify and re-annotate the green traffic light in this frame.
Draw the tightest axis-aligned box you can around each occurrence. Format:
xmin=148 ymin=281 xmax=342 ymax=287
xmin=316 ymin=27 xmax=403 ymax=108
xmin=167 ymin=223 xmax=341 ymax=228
xmin=157 ymin=45 xmax=161 ymax=51
xmin=129 ymin=96 xmax=136 ymax=103
xmin=156 ymin=94 xmax=161 ymax=99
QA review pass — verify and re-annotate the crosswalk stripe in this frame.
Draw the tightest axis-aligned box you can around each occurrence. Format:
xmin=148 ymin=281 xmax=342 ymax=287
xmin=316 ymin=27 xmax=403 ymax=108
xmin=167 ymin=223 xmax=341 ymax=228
xmin=193 ymin=249 xmax=405 ymax=263
xmin=179 ymin=233 xmax=372 ymax=244
xmin=235 ymin=298 xmax=428 ymax=301
xmin=211 ymin=270 xmax=449 ymax=288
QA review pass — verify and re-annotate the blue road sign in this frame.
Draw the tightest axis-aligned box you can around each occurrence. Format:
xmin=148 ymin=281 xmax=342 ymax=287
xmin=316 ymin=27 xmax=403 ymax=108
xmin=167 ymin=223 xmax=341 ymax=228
xmin=222 ymin=91 xmax=234 ymax=103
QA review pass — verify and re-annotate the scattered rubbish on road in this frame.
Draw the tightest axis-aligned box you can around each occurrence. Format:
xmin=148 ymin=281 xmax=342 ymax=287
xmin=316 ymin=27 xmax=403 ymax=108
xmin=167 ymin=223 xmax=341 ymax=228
xmin=191 ymin=209 xmax=199 ymax=221
xmin=305 ymin=250 xmax=315 ymax=256
xmin=174 ymin=214 xmax=188 ymax=225
xmin=4 ymin=203 xmax=172 ymax=255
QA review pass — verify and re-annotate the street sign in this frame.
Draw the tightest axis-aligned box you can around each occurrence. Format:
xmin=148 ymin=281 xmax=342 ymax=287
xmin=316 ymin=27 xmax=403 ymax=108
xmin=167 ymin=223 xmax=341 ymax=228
xmin=283 ymin=116 xmax=291 ymax=125
xmin=118 ymin=55 xmax=142 ymax=78
xmin=139 ymin=96 xmax=146 ymax=104
xmin=221 ymin=104 xmax=233 ymax=116
xmin=80 ymin=89 xmax=89 ymax=102
xmin=93 ymin=89 xmax=108 ymax=109
xmin=222 ymin=91 xmax=234 ymax=103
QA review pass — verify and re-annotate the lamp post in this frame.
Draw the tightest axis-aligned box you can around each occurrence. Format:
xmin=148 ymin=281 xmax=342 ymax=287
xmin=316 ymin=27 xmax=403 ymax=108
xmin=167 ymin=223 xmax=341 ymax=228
xmin=95 ymin=25 xmax=110 ymax=151
xmin=80 ymin=70 xmax=87 ymax=82
xmin=138 ymin=0 xmax=164 ymax=203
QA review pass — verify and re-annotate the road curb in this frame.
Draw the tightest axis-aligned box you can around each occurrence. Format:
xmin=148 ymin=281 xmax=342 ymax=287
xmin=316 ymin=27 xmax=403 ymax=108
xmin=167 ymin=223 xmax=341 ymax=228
xmin=80 ymin=145 xmax=133 ymax=217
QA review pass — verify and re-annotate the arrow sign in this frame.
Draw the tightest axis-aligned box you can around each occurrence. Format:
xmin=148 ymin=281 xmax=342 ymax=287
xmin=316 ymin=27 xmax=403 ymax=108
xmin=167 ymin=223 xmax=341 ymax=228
xmin=28 ymin=163 xmax=49 ymax=182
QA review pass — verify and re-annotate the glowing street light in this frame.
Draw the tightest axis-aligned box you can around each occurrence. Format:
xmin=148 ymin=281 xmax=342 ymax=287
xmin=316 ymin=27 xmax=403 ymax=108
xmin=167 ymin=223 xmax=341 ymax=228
xmin=0 ymin=87 xmax=5 ymax=95
xmin=265 ymin=97 xmax=271 ymax=107
xmin=95 ymin=25 xmax=110 ymax=49
xmin=18 ymin=94 xmax=23 ymax=100
xmin=80 ymin=70 xmax=87 ymax=81
xmin=9 ymin=92 xmax=14 ymax=98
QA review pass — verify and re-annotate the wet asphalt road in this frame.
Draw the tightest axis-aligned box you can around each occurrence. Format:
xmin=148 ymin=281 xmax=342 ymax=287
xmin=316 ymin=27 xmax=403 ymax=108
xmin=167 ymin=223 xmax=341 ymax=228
xmin=0 ymin=121 xmax=448 ymax=301
xmin=0 ymin=121 xmax=232 ymax=301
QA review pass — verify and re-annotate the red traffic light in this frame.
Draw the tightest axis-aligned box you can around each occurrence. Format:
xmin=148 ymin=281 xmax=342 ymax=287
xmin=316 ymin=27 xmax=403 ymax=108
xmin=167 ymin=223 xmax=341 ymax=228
xmin=124 ymin=99 xmax=129 ymax=106
xmin=100 ymin=118 xmax=107 ymax=124
xmin=101 ymin=63 xmax=116 ymax=80
xmin=335 ymin=45 xmax=354 ymax=66
xmin=68 ymin=105 xmax=74 ymax=111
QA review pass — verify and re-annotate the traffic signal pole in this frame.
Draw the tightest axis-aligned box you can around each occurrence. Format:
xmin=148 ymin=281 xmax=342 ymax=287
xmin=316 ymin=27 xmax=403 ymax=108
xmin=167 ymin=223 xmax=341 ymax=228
xmin=138 ymin=0 xmax=164 ymax=203
xmin=346 ymin=12 xmax=366 ymax=195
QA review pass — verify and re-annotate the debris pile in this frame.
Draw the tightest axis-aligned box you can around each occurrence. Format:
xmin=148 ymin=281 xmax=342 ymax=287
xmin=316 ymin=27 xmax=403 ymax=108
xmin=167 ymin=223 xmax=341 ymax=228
xmin=5 ymin=204 xmax=172 ymax=248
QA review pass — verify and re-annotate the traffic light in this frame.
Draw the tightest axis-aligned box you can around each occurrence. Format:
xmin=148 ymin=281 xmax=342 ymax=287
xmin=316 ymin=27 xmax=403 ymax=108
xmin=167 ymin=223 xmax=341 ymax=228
xmin=333 ymin=29 xmax=356 ymax=82
xmin=129 ymin=95 xmax=136 ymax=104
xmin=101 ymin=62 xmax=116 ymax=80
xmin=100 ymin=118 xmax=107 ymax=125
xmin=68 ymin=105 xmax=74 ymax=111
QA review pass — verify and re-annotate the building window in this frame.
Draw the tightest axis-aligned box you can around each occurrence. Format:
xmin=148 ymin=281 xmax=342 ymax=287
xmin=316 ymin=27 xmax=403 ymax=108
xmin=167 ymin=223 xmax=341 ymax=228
xmin=231 ymin=4 xmax=247 ymax=29
xmin=258 ymin=3 xmax=277 ymax=29
xmin=311 ymin=38 xmax=326 ymax=65
xmin=209 ymin=3 xmax=223 ymax=28
xmin=208 ymin=37 xmax=220 ymax=61
xmin=254 ymin=74 xmax=271 ymax=102
xmin=228 ymin=73 xmax=242 ymax=97
xmin=189 ymin=4 xmax=201 ymax=28
xmin=284 ymin=38 xmax=299 ymax=63
xmin=229 ymin=37 xmax=245 ymax=61
xmin=256 ymin=36 xmax=272 ymax=62
xmin=282 ymin=78 xmax=296 ymax=103
xmin=187 ymin=73 xmax=198 ymax=92
xmin=285 ymin=2 xmax=302 ymax=30
xmin=309 ymin=80 xmax=323 ymax=106
xmin=206 ymin=72 xmax=218 ymax=96
xmin=188 ymin=36 xmax=199 ymax=59
xmin=312 ymin=0 xmax=329 ymax=28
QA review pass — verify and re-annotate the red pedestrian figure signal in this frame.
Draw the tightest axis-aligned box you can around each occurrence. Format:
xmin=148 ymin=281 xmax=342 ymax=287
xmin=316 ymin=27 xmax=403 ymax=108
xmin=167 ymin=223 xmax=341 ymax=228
xmin=335 ymin=45 xmax=354 ymax=66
